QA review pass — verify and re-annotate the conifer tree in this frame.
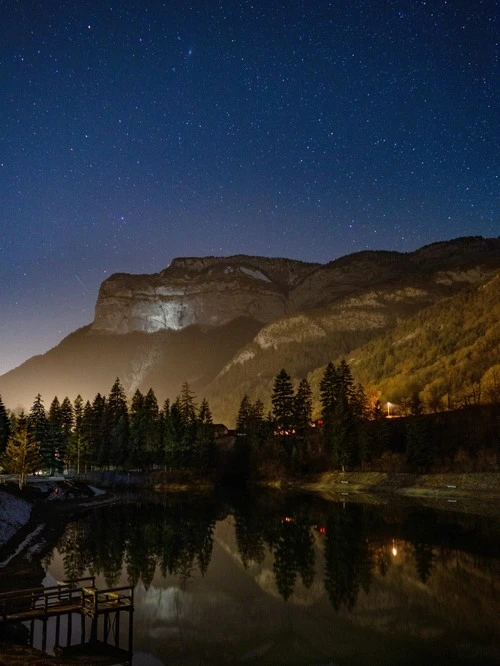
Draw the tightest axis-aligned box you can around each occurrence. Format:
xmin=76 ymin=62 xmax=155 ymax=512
xmin=164 ymin=398 xmax=187 ymax=469
xmin=60 ymin=397 xmax=74 ymax=468
xmin=80 ymin=400 xmax=94 ymax=474
xmin=236 ymin=395 xmax=252 ymax=433
xmin=0 ymin=395 xmax=11 ymax=454
xmin=320 ymin=362 xmax=338 ymax=418
xmin=48 ymin=397 xmax=65 ymax=473
xmin=271 ymin=369 xmax=295 ymax=434
xmin=144 ymin=388 xmax=161 ymax=467
xmin=294 ymin=378 xmax=313 ymax=434
xmin=129 ymin=389 xmax=146 ymax=469
xmin=160 ymin=399 xmax=171 ymax=468
xmin=331 ymin=395 xmax=358 ymax=470
xmin=106 ymin=378 xmax=129 ymax=468
xmin=179 ymin=381 xmax=197 ymax=426
xmin=320 ymin=362 xmax=338 ymax=452
xmin=195 ymin=398 xmax=214 ymax=471
xmin=70 ymin=395 xmax=84 ymax=474
xmin=92 ymin=393 xmax=107 ymax=468
xmin=28 ymin=394 xmax=50 ymax=472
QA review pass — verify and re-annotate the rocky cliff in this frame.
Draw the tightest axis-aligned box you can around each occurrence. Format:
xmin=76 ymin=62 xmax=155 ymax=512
xmin=1 ymin=236 xmax=499 ymax=414
xmin=92 ymin=255 xmax=318 ymax=334
xmin=92 ymin=237 xmax=500 ymax=336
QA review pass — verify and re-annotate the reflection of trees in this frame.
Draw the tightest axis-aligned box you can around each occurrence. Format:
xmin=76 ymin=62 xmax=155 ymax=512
xmin=234 ymin=500 xmax=315 ymax=601
xmin=58 ymin=498 xmax=216 ymax=588
xmin=324 ymin=505 xmax=373 ymax=611
xmin=234 ymin=510 xmax=266 ymax=568
xmin=404 ymin=509 xmax=437 ymax=584
xmin=270 ymin=517 xmax=315 ymax=600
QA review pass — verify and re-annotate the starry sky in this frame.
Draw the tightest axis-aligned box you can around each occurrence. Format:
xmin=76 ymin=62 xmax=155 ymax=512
xmin=1 ymin=0 xmax=498 ymax=376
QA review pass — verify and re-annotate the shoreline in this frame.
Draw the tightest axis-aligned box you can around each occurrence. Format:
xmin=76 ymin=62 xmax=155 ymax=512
xmin=295 ymin=470 xmax=500 ymax=500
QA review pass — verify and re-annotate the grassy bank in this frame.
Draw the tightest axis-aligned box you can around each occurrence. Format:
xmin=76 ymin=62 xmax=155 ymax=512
xmin=298 ymin=471 xmax=500 ymax=500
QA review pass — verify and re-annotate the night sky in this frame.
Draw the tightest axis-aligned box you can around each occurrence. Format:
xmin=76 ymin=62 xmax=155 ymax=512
xmin=1 ymin=0 xmax=498 ymax=376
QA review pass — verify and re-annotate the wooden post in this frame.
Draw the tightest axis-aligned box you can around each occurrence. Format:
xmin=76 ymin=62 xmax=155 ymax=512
xmin=42 ymin=619 xmax=47 ymax=653
xmin=55 ymin=615 xmax=60 ymax=648
xmin=67 ymin=611 xmax=72 ymax=646
xmin=115 ymin=610 xmax=120 ymax=647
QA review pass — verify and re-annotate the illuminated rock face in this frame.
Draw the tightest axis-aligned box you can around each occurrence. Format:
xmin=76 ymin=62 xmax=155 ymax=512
xmin=92 ymin=255 xmax=317 ymax=334
xmin=92 ymin=238 xmax=500 ymax=335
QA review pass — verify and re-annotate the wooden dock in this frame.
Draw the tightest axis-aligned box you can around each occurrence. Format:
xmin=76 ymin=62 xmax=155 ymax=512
xmin=0 ymin=577 xmax=134 ymax=663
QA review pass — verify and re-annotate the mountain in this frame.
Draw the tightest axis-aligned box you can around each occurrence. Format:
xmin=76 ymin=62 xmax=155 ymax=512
xmin=1 ymin=236 xmax=499 ymax=421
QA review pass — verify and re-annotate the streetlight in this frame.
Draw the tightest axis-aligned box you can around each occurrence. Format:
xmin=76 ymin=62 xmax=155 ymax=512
xmin=387 ymin=402 xmax=392 ymax=417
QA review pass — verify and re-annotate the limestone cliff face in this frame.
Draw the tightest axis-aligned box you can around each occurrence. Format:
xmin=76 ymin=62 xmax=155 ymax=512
xmin=92 ymin=238 xmax=500 ymax=336
xmin=92 ymin=255 xmax=318 ymax=334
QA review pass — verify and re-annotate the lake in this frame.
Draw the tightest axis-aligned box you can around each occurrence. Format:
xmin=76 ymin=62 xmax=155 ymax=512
xmin=32 ymin=491 xmax=500 ymax=665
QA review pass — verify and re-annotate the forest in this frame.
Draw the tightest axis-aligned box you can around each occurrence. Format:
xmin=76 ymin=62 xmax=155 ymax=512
xmin=0 ymin=359 xmax=499 ymax=487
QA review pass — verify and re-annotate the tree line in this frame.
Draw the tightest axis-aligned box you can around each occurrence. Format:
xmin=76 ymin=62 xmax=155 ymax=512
xmin=0 ymin=379 xmax=215 ymax=487
xmin=1 ymin=358 xmax=498 ymax=486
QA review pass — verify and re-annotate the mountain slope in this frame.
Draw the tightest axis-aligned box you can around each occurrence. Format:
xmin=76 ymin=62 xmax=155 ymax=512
xmin=1 ymin=236 xmax=499 ymax=417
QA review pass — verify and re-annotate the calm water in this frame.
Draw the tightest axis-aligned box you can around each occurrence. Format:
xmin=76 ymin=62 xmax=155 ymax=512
xmin=38 ymin=491 xmax=500 ymax=665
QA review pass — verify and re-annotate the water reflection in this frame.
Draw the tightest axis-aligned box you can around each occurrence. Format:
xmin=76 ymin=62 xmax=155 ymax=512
xmin=44 ymin=493 xmax=500 ymax=665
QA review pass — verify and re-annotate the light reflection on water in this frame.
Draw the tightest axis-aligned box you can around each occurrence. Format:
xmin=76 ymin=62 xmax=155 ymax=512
xmin=39 ymin=493 xmax=500 ymax=666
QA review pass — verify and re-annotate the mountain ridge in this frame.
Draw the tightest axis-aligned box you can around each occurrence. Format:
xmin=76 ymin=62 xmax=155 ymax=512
xmin=1 ymin=235 xmax=499 ymax=418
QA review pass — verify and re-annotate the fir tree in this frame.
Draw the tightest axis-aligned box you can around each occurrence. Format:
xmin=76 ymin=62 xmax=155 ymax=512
xmin=144 ymin=388 xmax=161 ymax=467
xmin=195 ymin=398 xmax=214 ymax=471
xmin=331 ymin=395 xmax=358 ymax=471
xmin=271 ymin=369 xmax=295 ymax=434
xmin=129 ymin=389 xmax=146 ymax=469
xmin=320 ymin=362 xmax=338 ymax=453
xmin=179 ymin=381 xmax=197 ymax=426
xmin=106 ymin=378 xmax=129 ymax=468
xmin=0 ymin=395 xmax=11 ymax=454
xmin=294 ymin=378 xmax=313 ymax=434
xmin=28 ymin=394 xmax=50 ymax=472
xmin=48 ymin=397 xmax=64 ymax=473
xmin=70 ymin=395 xmax=84 ymax=475
xmin=92 ymin=393 xmax=107 ymax=468
xmin=60 ymin=396 xmax=74 ymax=469
xmin=80 ymin=400 xmax=94 ymax=475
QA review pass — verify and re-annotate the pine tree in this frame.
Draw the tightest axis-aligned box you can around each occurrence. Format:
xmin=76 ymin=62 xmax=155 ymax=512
xmin=179 ymin=381 xmax=197 ymax=426
xmin=80 ymin=401 xmax=94 ymax=474
xmin=236 ymin=395 xmax=252 ymax=433
xmin=92 ymin=393 xmax=107 ymax=468
xmin=271 ymin=369 xmax=295 ymax=434
xmin=0 ymin=395 xmax=11 ymax=454
xmin=70 ymin=395 xmax=84 ymax=475
xmin=294 ymin=378 xmax=313 ymax=434
xmin=106 ymin=378 xmax=129 ymax=468
xmin=129 ymin=389 xmax=146 ymax=469
xmin=144 ymin=388 xmax=161 ymax=467
xmin=60 ymin=396 xmax=74 ymax=469
xmin=195 ymin=398 xmax=214 ymax=471
xmin=48 ymin=397 xmax=64 ymax=473
xmin=320 ymin=362 xmax=338 ymax=453
xmin=2 ymin=425 xmax=42 ymax=489
xmin=337 ymin=359 xmax=355 ymax=403
xmin=160 ymin=399 xmax=171 ymax=468
xmin=28 ymin=394 xmax=50 ymax=472
xmin=320 ymin=362 xmax=338 ymax=418
xmin=331 ymin=395 xmax=358 ymax=471
xmin=164 ymin=398 xmax=187 ymax=469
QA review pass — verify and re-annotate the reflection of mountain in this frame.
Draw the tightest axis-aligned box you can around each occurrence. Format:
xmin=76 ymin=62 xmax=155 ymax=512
xmin=49 ymin=495 xmax=500 ymax=665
